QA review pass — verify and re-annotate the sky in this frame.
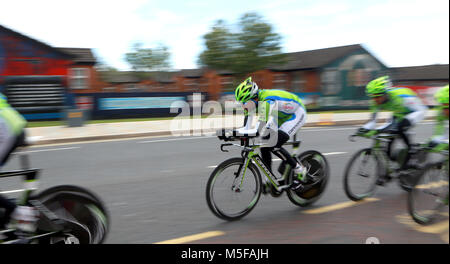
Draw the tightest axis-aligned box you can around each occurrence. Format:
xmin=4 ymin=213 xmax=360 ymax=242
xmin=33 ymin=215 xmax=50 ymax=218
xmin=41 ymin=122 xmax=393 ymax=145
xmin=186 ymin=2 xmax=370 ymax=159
xmin=1 ymin=0 xmax=449 ymax=71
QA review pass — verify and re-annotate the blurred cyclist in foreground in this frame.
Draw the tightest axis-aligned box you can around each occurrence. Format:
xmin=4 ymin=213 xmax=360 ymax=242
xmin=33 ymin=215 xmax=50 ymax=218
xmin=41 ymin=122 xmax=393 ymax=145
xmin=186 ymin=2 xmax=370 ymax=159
xmin=0 ymin=93 xmax=38 ymax=234
xmin=358 ymin=76 xmax=428 ymax=185
xmin=234 ymin=77 xmax=309 ymax=191
xmin=428 ymin=84 xmax=449 ymax=148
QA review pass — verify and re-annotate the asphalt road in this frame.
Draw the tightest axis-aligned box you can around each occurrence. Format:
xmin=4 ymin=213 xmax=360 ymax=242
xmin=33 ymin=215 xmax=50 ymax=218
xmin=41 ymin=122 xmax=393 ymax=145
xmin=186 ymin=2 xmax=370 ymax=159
xmin=1 ymin=121 xmax=448 ymax=244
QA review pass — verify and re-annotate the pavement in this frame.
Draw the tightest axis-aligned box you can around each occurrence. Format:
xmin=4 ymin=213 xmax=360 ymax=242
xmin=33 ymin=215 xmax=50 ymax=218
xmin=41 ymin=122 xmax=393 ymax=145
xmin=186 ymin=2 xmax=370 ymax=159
xmin=26 ymin=110 xmax=438 ymax=145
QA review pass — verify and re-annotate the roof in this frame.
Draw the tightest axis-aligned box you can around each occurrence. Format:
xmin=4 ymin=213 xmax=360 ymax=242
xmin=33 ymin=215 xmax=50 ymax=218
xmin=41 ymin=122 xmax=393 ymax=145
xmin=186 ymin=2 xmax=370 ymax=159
xmin=57 ymin=48 xmax=96 ymax=64
xmin=105 ymin=71 xmax=177 ymax=84
xmin=0 ymin=24 xmax=73 ymax=59
xmin=270 ymin=44 xmax=371 ymax=71
xmin=0 ymin=24 xmax=97 ymax=65
xmin=150 ymin=71 xmax=177 ymax=83
xmin=391 ymin=64 xmax=449 ymax=81
xmin=108 ymin=72 xmax=142 ymax=83
xmin=179 ymin=69 xmax=205 ymax=78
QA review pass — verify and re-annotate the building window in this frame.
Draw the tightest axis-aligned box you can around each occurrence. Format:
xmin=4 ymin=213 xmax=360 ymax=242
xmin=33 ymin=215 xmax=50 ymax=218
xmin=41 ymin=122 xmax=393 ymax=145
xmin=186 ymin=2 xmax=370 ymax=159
xmin=321 ymin=69 xmax=341 ymax=95
xmin=102 ymin=87 xmax=116 ymax=92
xmin=273 ymin=73 xmax=288 ymax=89
xmin=184 ymin=79 xmax=198 ymax=92
xmin=291 ymin=72 xmax=306 ymax=93
xmin=123 ymin=84 xmax=143 ymax=91
xmin=70 ymin=68 xmax=89 ymax=89
xmin=347 ymin=69 xmax=371 ymax=87
xmin=220 ymin=76 xmax=234 ymax=92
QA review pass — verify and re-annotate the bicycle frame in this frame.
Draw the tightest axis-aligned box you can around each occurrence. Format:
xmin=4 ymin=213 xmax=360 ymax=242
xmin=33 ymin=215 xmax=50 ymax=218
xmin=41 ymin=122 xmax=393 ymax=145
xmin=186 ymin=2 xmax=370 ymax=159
xmin=222 ymin=139 xmax=300 ymax=193
xmin=0 ymin=152 xmax=68 ymax=244
xmin=352 ymin=133 xmax=422 ymax=177
xmin=0 ymin=152 xmax=39 ymax=205
xmin=371 ymin=135 xmax=397 ymax=175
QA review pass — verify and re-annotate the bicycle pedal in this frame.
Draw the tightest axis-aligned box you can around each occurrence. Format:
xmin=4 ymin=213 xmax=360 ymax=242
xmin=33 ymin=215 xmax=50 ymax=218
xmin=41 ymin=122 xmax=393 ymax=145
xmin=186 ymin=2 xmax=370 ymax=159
xmin=290 ymin=181 xmax=305 ymax=192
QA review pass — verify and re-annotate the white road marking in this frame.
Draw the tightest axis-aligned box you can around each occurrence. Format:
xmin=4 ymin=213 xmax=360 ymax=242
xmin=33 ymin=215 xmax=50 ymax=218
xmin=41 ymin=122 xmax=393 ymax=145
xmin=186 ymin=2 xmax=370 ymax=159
xmin=15 ymin=146 xmax=80 ymax=154
xmin=270 ymin=152 xmax=347 ymax=162
xmin=324 ymin=152 xmax=347 ymax=156
xmin=301 ymin=127 xmax=358 ymax=132
xmin=139 ymin=136 xmax=215 ymax=144
xmin=0 ymin=189 xmax=32 ymax=194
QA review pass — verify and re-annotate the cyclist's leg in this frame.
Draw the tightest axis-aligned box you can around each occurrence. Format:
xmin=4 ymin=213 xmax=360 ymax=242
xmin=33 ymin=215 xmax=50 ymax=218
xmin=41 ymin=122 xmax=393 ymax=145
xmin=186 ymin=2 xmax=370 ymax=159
xmin=278 ymin=107 xmax=306 ymax=163
xmin=278 ymin=107 xmax=306 ymax=139
xmin=278 ymin=107 xmax=308 ymax=188
xmin=398 ymin=127 xmax=413 ymax=170
xmin=0 ymin=120 xmax=20 ymax=229
xmin=272 ymin=131 xmax=297 ymax=168
xmin=260 ymin=130 xmax=291 ymax=172
xmin=260 ymin=147 xmax=273 ymax=172
xmin=0 ymin=195 xmax=16 ymax=229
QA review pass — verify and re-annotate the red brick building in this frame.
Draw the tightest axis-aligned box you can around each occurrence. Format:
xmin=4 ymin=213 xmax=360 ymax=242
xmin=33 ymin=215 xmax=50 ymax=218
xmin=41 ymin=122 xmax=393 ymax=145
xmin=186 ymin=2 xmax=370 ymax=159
xmin=0 ymin=24 xmax=102 ymax=119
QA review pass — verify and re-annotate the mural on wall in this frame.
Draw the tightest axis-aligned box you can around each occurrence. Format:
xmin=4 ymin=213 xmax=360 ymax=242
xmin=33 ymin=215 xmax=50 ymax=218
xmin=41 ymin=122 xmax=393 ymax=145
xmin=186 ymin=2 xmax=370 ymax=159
xmin=320 ymin=53 xmax=386 ymax=108
xmin=0 ymin=30 xmax=71 ymax=77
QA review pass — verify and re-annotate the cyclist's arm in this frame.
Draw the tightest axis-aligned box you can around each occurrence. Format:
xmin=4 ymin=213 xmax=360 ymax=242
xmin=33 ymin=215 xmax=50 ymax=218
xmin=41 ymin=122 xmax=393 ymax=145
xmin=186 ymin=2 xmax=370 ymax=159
xmin=362 ymin=103 xmax=379 ymax=130
xmin=431 ymin=110 xmax=448 ymax=141
xmin=243 ymin=109 xmax=253 ymax=130
xmin=401 ymin=97 xmax=427 ymax=126
xmin=258 ymin=100 xmax=278 ymax=136
xmin=237 ymin=104 xmax=260 ymax=134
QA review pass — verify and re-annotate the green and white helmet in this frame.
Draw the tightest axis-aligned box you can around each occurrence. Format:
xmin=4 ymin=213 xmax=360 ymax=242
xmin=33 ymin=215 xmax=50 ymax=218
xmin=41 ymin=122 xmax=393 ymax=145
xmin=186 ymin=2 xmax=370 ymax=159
xmin=366 ymin=76 xmax=392 ymax=97
xmin=235 ymin=77 xmax=259 ymax=103
xmin=435 ymin=84 xmax=449 ymax=107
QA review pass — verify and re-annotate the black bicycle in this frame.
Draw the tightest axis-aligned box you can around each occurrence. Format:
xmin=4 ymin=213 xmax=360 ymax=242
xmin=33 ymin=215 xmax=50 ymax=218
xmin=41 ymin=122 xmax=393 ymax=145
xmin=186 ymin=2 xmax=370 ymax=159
xmin=408 ymin=143 xmax=449 ymax=225
xmin=343 ymin=131 xmax=428 ymax=201
xmin=206 ymin=129 xmax=329 ymax=221
xmin=0 ymin=139 xmax=109 ymax=244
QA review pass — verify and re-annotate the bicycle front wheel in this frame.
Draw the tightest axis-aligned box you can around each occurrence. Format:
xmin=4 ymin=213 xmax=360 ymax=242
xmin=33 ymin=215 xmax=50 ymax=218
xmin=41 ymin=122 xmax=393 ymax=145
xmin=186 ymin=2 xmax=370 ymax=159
xmin=206 ymin=157 xmax=262 ymax=221
xmin=408 ymin=162 xmax=449 ymax=225
xmin=343 ymin=148 xmax=380 ymax=201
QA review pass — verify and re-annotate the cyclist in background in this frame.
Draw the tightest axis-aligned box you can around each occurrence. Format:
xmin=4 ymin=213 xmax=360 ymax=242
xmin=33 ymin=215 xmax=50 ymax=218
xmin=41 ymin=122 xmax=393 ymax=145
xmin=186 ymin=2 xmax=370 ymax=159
xmin=359 ymin=76 xmax=428 ymax=185
xmin=428 ymin=84 xmax=449 ymax=148
xmin=234 ymin=77 xmax=308 ymax=191
xmin=0 ymin=93 xmax=38 ymax=233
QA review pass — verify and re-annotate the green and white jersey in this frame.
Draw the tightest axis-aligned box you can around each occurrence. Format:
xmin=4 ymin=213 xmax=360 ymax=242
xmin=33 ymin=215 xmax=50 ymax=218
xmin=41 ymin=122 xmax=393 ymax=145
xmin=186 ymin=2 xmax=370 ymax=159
xmin=363 ymin=87 xmax=427 ymax=130
xmin=370 ymin=88 xmax=424 ymax=118
xmin=0 ymin=93 xmax=27 ymax=135
xmin=250 ymin=89 xmax=306 ymax=125
xmin=240 ymin=89 xmax=307 ymax=137
xmin=431 ymin=106 xmax=449 ymax=141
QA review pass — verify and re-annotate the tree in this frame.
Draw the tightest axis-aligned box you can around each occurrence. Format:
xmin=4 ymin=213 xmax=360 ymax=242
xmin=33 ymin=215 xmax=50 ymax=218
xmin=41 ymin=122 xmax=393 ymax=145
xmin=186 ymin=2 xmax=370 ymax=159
xmin=198 ymin=12 xmax=286 ymax=78
xmin=198 ymin=20 xmax=234 ymax=71
xmin=93 ymin=52 xmax=121 ymax=82
xmin=124 ymin=42 xmax=171 ymax=72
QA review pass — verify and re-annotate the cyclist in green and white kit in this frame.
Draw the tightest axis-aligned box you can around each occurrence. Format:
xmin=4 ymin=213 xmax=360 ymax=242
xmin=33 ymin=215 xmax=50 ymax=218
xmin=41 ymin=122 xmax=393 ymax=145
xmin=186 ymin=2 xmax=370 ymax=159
xmin=429 ymin=84 xmax=449 ymax=206
xmin=427 ymin=85 xmax=449 ymax=152
xmin=235 ymin=77 xmax=308 ymax=191
xmin=359 ymin=76 xmax=428 ymax=185
xmin=0 ymin=93 xmax=39 ymax=234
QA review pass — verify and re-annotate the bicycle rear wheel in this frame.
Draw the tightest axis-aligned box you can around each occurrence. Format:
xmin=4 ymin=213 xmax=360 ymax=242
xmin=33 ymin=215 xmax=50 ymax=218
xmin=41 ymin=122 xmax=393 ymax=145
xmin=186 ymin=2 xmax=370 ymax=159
xmin=206 ymin=158 xmax=262 ymax=221
xmin=408 ymin=162 xmax=449 ymax=225
xmin=286 ymin=150 xmax=329 ymax=207
xmin=34 ymin=185 xmax=109 ymax=244
xmin=343 ymin=148 xmax=380 ymax=201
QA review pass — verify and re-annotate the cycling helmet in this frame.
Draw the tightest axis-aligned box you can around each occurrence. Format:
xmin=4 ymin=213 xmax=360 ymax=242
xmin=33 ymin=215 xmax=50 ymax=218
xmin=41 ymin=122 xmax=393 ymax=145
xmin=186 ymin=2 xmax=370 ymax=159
xmin=435 ymin=84 xmax=449 ymax=107
xmin=235 ymin=77 xmax=259 ymax=103
xmin=366 ymin=76 xmax=392 ymax=97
